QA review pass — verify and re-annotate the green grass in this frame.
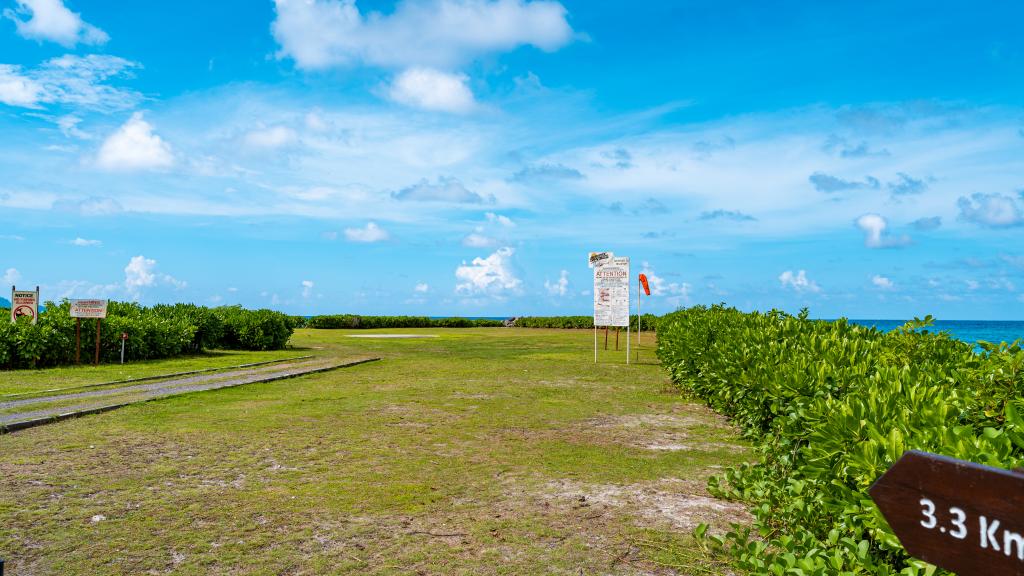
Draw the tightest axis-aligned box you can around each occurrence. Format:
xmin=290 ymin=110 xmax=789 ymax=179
xmin=0 ymin=328 xmax=749 ymax=575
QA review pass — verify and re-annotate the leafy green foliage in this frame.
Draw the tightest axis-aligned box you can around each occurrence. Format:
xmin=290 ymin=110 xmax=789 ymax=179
xmin=306 ymin=315 xmax=504 ymax=329
xmin=515 ymin=314 xmax=658 ymax=330
xmin=0 ymin=301 xmax=294 ymax=369
xmin=657 ymin=304 xmax=1024 ymax=575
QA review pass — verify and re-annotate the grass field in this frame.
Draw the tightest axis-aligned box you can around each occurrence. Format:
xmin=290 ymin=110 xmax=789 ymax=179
xmin=0 ymin=328 xmax=750 ymax=575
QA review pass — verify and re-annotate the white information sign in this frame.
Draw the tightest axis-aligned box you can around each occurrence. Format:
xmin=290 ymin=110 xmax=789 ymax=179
xmin=70 ymin=299 xmax=108 ymax=319
xmin=10 ymin=287 xmax=39 ymax=324
xmin=594 ymin=256 xmax=630 ymax=327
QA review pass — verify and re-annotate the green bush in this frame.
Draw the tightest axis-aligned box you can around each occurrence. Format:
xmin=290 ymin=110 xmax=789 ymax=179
xmin=514 ymin=314 xmax=658 ymax=331
xmin=657 ymin=305 xmax=1024 ymax=575
xmin=0 ymin=301 xmax=294 ymax=369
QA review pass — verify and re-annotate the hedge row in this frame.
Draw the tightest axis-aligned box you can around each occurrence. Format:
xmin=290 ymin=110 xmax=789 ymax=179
xmin=305 ymin=315 xmax=504 ymax=329
xmin=0 ymin=302 xmax=295 ymax=369
xmin=657 ymin=304 xmax=1024 ymax=575
xmin=513 ymin=314 xmax=658 ymax=331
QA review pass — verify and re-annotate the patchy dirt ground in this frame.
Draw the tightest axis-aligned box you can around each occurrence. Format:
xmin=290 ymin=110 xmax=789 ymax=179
xmin=0 ymin=328 xmax=751 ymax=575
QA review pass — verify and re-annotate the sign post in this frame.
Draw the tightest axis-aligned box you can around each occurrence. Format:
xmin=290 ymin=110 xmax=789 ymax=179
xmin=637 ymin=273 xmax=651 ymax=362
xmin=10 ymin=286 xmax=39 ymax=324
xmin=120 ymin=332 xmax=127 ymax=364
xmin=592 ymin=253 xmax=630 ymax=364
xmin=870 ymin=450 xmax=1024 ymax=574
xmin=70 ymin=300 xmax=108 ymax=367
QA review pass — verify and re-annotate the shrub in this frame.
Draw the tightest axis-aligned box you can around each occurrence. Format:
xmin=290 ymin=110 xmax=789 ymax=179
xmin=306 ymin=315 xmax=504 ymax=329
xmin=657 ymin=305 xmax=1024 ymax=575
xmin=0 ymin=301 xmax=294 ymax=369
xmin=514 ymin=314 xmax=658 ymax=331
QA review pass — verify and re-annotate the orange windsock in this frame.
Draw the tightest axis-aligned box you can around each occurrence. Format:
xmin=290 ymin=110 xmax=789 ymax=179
xmin=639 ymin=273 xmax=651 ymax=296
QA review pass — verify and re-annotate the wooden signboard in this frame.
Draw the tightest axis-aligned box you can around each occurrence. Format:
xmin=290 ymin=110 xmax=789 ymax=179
xmin=870 ymin=450 xmax=1024 ymax=575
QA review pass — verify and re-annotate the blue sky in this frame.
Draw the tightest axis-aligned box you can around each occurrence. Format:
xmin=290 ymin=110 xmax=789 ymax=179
xmin=1 ymin=0 xmax=1023 ymax=319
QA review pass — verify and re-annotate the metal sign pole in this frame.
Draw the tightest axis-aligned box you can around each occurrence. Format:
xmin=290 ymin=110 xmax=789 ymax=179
xmin=593 ymin=324 xmax=597 ymax=363
xmin=636 ymin=276 xmax=641 ymax=363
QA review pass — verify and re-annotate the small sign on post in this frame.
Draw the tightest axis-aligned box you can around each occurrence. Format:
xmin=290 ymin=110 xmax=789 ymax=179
xmin=120 ymin=332 xmax=128 ymax=364
xmin=70 ymin=299 xmax=108 ymax=366
xmin=870 ymin=450 xmax=1024 ymax=575
xmin=10 ymin=286 xmax=39 ymax=324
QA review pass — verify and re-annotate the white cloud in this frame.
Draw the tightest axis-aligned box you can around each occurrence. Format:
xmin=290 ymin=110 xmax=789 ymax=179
xmin=966 ymin=279 xmax=980 ymax=291
xmin=301 ymin=279 xmax=314 ymax=298
xmin=855 ymin=214 xmax=911 ymax=248
xmin=271 ymin=0 xmax=574 ymax=70
xmin=779 ymin=270 xmax=821 ymax=293
xmin=3 ymin=268 xmax=21 ymax=285
xmin=97 ymin=112 xmax=174 ymax=171
xmin=414 ymin=282 xmax=429 ymax=293
xmin=387 ymin=68 xmax=476 ymax=113
xmin=462 ymin=232 xmax=496 ymax=248
xmin=71 ymin=237 xmax=101 ymax=247
xmin=486 ymin=212 xmax=515 ymax=227
xmin=124 ymin=255 xmax=185 ymax=300
xmin=344 ymin=221 xmax=389 ymax=242
xmin=957 ymin=192 xmax=1024 ymax=228
xmin=544 ymin=269 xmax=568 ymax=296
xmin=455 ymin=246 xmax=521 ymax=295
xmin=244 ymin=125 xmax=299 ymax=149
xmin=639 ymin=262 xmax=691 ymax=306
xmin=871 ymin=275 xmax=894 ymax=289
xmin=0 ymin=55 xmax=139 ymax=111
xmin=3 ymin=0 xmax=108 ymax=47
xmin=0 ymin=65 xmax=42 ymax=107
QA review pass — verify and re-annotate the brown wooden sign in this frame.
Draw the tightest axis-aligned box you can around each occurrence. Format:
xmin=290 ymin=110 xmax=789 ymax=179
xmin=870 ymin=450 xmax=1024 ymax=575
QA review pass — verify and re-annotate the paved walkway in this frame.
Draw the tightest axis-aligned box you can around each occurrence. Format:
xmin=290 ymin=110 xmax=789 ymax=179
xmin=0 ymin=357 xmax=379 ymax=431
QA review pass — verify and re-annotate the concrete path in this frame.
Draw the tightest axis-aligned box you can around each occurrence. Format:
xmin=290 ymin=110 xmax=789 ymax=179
xmin=0 ymin=357 xmax=379 ymax=432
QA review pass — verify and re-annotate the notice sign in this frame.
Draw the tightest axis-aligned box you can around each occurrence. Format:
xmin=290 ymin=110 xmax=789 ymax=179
xmin=10 ymin=287 xmax=38 ymax=324
xmin=594 ymin=256 xmax=630 ymax=327
xmin=70 ymin=299 xmax=108 ymax=319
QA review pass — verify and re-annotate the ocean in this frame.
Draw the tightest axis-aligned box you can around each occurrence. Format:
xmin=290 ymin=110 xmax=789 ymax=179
xmin=847 ymin=319 xmax=1024 ymax=346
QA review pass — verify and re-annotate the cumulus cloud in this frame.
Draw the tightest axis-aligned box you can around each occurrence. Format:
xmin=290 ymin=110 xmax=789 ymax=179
xmin=699 ymin=209 xmax=756 ymax=222
xmin=0 ymin=55 xmax=140 ymax=111
xmin=70 ymin=237 xmax=101 ymax=246
xmin=640 ymin=263 xmax=691 ymax=306
xmin=392 ymin=176 xmax=489 ymax=203
xmin=511 ymin=163 xmax=584 ymax=182
xmin=957 ymin=192 xmax=1024 ymax=228
xmin=124 ymin=255 xmax=185 ymax=300
xmin=344 ymin=221 xmax=389 ymax=242
xmin=271 ymin=0 xmax=574 ymax=70
xmin=3 ymin=0 xmax=108 ymax=47
xmin=779 ymin=270 xmax=821 ymax=293
xmin=871 ymin=275 xmax=894 ymax=289
xmin=301 ymin=279 xmax=314 ymax=298
xmin=910 ymin=216 xmax=942 ymax=230
xmin=855 ymin=214 xmax=911 ymax=248
xmin=455 ymin=246 xmax=521 ymax=295
xmin=888 ymin=173 xmax=927 ymax=196
xmin=244 ymin=125 xmax=299 ymax=149
xmin=544 ymin=269 xmax=568 ymax=296
xmin=52 ymin=196 xmax=123 ymax=216
xmin=3 ymin=267 xmax=21 ymax=285
xmin=485 ymin=212 xmax=514 ymax=227
xmin=462 ymin=232 xmax=496 ymax=248
xmin=387 ymin=68 xmax=476 ymax=113
xmin=414 ymin=282 xmax=429 ymax=293
xmin=808 ymin=172 xmax=879 ymax=193
xmin=97 ymin=112 xmax=174 ymax=171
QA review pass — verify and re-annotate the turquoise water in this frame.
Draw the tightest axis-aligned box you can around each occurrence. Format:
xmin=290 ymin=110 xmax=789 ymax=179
xmin=848 ymin=320 xmax=1024 ymax=346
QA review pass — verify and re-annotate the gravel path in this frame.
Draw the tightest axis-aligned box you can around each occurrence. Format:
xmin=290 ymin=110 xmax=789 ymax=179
xmin=0 ymin=357 xmax=378 ymax=428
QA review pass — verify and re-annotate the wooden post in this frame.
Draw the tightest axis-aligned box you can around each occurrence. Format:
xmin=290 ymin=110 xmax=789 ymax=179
xmin=75 ymin=318 xmax=81 ymax=364
xmin=615 ymin=327 xmax=619 ymax=351
xmin=94 ymin=318 xmax=101 ymax=366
